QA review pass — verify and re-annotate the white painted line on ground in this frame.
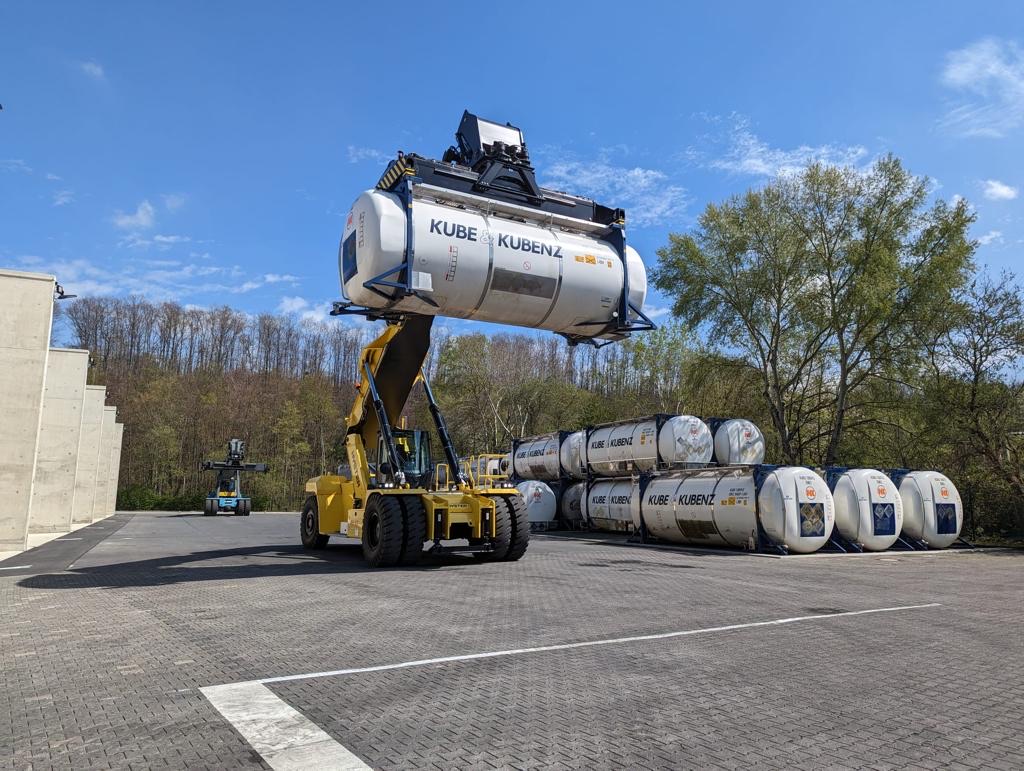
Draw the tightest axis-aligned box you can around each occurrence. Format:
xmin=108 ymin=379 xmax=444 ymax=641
xmin=253 ymin=603 xmax=941 ymax=686
xmin=0 ymin=565 xmax=31 ymax=571
xmin=59 ymin=537 xmax=83 ymax=540
xmin=202 ymin=603 xmax=941 ymax=769
xmin=201 ymin=681 xmax=370 ymax=770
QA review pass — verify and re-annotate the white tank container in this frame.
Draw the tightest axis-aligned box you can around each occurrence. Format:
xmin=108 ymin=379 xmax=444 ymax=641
xmin=516 ymin=480 xmax=557 ymax=526
xmin=513 ymin=434 xmax=561 ymax=481
xmin=638 ymin=466 xmax=834 ymax=553
xmin=340 ymin=190 xmax=647 ymax=339
xmin=558 ymin=430 xmax=585 ymax=480
xmin=585 ymin=479 xmax=637 ymax=532
xmin=830 ymin=469 xmax=903 ymax=551
xmin=561 ymin=482 xmax=585 ymax=523
xmin=897 ymin=471 xmax=962 ymax=548
xmin=711 ymin=419 xmax=766 ymax=465
xmin=499 ymin=453 xmax=512 ymax=475
xmin=585 ymin=415 xmax=713 ymax=476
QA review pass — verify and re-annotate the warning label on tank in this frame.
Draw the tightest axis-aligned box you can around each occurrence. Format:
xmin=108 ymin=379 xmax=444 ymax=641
xmin=800 ymin=503 xmax=825 ymax=537
xmin=491 ymin=267 xmax=557 ymax=299
xmin=677 ymin=519 xmax=717 ymax=539
xmin=872 ymin=503 xmax=896 ymax=536
xmin=935 ymin=503 xmax=958 ymax=535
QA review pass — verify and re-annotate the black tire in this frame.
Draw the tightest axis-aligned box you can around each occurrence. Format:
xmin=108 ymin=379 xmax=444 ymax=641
xmin=361 ymin=494 xmax=404 ymax=567
xmin=240 ymin=499 xmax=251 ymax=517
xmin=300 ymin=497 xmax=330 ymax=549
xmin=396 ymin=495 xmax=427 ymax=566
xmin=203 ymin=499 xmax=215 ymax=516
xmin=499 ymin=495 xmax=530 ymax=561
xmin=475 ymin=495 xmax=530 ymax=561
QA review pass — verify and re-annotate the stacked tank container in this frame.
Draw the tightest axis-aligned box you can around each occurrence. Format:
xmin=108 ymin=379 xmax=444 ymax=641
xmin=635 ymin=465 xmax=836 ymax=554
xmin=824 ymin=468 xmax=904 ymax=551
xmin=886 ymin=469 xmax=964 ymax=548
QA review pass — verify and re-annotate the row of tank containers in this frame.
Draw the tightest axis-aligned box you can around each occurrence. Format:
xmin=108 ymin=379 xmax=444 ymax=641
xmin=497 ymin=414 xmax=965 ymax=554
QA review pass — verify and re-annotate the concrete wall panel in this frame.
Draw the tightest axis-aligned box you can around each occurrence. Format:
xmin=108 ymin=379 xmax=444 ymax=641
xmin=72 ymin=386 xmax=106 ymax=526
xmin=28 ymin=348 xmax=90 ymax=533
xmin=0 ymin=269 xmax=54 ymax=550
xmin=92 ymin=406 xmax=117 ymax=520
xmin=105 ymin=423 xmax=124 ymax=517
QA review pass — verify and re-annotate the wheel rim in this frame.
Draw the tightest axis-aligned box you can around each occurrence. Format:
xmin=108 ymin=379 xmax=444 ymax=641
xmin=366 ymin=512 xmax=381 ymax=549
xmin=303 ymin=509 xmax=315 ymax=537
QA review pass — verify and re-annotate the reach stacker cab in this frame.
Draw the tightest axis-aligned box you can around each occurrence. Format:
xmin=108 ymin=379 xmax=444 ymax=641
xmin=201 ymin=439 xmax=269 ymax=516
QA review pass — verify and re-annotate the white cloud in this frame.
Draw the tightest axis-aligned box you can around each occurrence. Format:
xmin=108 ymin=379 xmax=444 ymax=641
xmin=277 ymin=295 xmax=310 ymax=314
xmin=277 ymin=294 xmax=333 ymax=322
xmin=644 ymin=306 xmax=672 ymax=320
xmin=10 ymin=253 xmax=286 ymax=304
xmin=45 ymin=172 xmax=62 ymax=181
xmin=704 ymin=116 xmax=868 ymax=177
xmin=981 ymin=178 xmax=1018 ymax=200
xmin=162 ymin=193 xmax=186 ymax=211
xmin=977 ymin=230 xmax=1003 ymax=245
xmin=347 ymin=145 xmax=391 ymax=164
xmin=263 ymin=273 xmax=300 ymax=284
xmin=541 ymin=149 xmax=688 ymax=228
xmin=1 ymin=159 xmax=33 ymax=174
xmin=152 ymin=234 xmax=191 ymax=245
xmin=939 ymin=38 xmax=1024 ymax=138
xmin=52 ymin=190 xmax=75 ymax=207
xmin=113 ymin=199 xmax=156 ymax=230
xmin=79 ymin=60 xmax=105 ymax=81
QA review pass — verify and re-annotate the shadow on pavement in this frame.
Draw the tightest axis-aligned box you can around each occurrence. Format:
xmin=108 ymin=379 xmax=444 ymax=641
xmin=17 ymin=542 xmax=485 ymax=590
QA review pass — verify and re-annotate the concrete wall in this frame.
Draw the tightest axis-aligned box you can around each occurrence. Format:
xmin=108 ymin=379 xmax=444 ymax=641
xmin=104 ymin=423 xmax=124 ymax=518
xmin=0 ymin=269 xmax=54 ymax=550
xmin=28 ymin=348 xmax=90 ymax=533
xmin=72 ymin=386 xmax=106 ymax=526
xmin=92 ymin=406 xmax=117 ymax=520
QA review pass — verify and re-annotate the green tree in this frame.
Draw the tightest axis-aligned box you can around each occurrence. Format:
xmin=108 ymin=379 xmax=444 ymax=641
xmin=652 ymin=156 xmax=975 ymax=464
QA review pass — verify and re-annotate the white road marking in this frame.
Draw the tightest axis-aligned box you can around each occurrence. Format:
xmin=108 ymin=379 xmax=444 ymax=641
xmin=59 ymin=537 xmax=84 ymax=540
xmin=0 ymin=565 xmax=31 ymax=571
xmin=255 ymin=603 xmax=941 ymax=686
xmin=201 ymin=682 xmax=370 ymax=770
xmin=203 ymin=603 xmax=940 ymax=769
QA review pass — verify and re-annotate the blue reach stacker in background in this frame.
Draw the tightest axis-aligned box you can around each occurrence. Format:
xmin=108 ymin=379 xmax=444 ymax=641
xmin=201 ymin=439 xmax=269 ymax=516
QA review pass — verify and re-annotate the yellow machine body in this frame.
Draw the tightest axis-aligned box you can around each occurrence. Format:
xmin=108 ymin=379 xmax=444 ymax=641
xmin=302 ymin=317 xmax=523 ymax=558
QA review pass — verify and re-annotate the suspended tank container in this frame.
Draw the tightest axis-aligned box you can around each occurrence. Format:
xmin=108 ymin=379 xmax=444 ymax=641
xmin=826 ymin=468 xmax=904 ymax=551
xmin=337 ymin=112 xmax=654 ymax=343
xmin=584 ymin=415 xmax=713 ymax=477
xmin=584 ymin=479 xmax=637 ymax=533
xmin=560 ymin=482 xmax=586 ymax=525
xmin=637 ymin=466 xmax=834 ymax=553
xmin=707 ymin=418 xmax=766 ymax=465
xmin=890 ymin=470 xmax=963 ymax=548
xmin=515 ymin=480 xmax=557 ymax=530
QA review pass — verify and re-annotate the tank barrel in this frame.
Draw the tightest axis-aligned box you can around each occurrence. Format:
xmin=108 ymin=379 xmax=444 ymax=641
xmin=337 ymin=111 xmax=654 ymax=344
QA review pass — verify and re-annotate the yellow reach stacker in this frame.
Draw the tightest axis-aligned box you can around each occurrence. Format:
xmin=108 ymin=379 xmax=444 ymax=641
xmin=301 ymin=316 xmax=528 ymax=566
xmin=299 ymin=111 xmax=653 ymax=567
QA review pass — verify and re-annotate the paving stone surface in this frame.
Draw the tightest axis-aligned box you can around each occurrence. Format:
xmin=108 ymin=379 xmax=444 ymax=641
xmin=1 ymin=512 xmax=1022 ymax=769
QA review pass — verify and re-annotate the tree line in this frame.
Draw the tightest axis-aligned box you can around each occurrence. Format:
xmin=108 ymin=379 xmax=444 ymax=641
xmin=62 ymin=154 xmax=1023 ymax=540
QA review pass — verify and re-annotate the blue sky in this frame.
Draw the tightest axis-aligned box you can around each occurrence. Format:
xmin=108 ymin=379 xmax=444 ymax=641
xmin=2 ymin=1 xmax=1022 ymax=340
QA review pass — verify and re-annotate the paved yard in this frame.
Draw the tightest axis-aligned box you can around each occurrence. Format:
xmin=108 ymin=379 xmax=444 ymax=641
xmin=1 ymin=512 xmax=1022 ymax=769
